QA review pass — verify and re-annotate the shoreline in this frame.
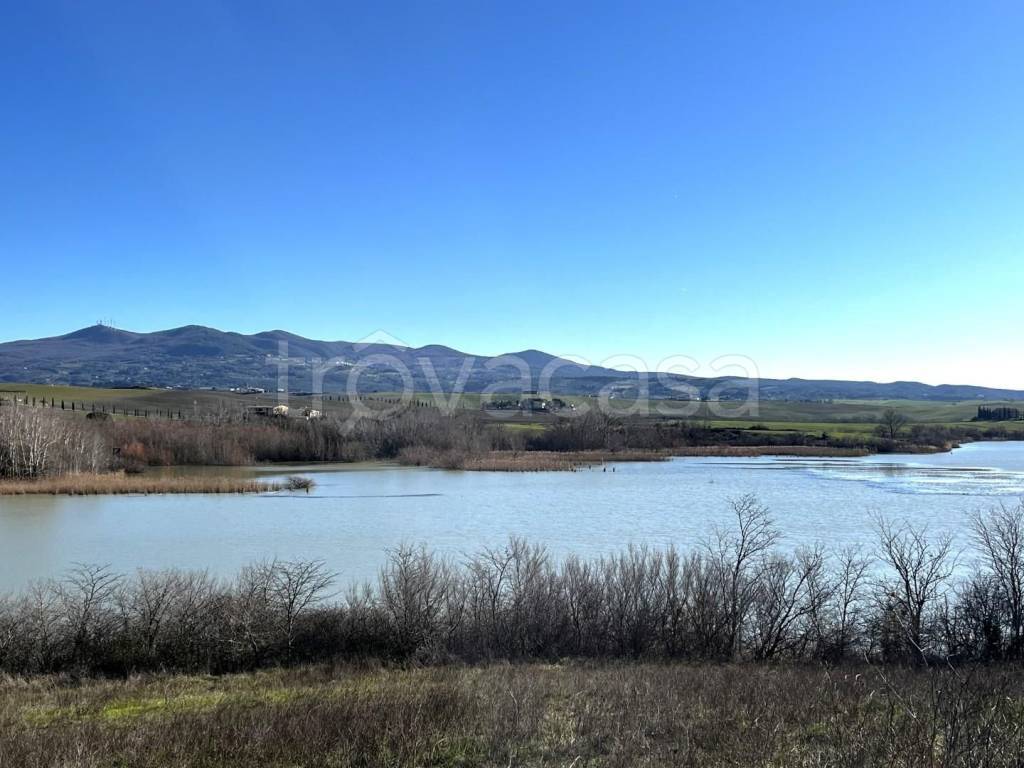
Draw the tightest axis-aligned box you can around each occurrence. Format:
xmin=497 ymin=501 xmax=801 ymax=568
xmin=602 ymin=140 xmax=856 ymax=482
xmin=405 ymin=443 xmax=953 ymax=471
xmin=0 ymin=443 xmax=961 ymax=493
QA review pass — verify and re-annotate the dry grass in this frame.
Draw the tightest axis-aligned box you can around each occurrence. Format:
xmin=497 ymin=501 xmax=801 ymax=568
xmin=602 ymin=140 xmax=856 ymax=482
xmin=1 ymin=661 xmax=1021 ymax=767
xmin=0 ymin=472 xmax=310 ymax=495
xmin=457 ymin=449 xmax=671 ymax=471
xmin=406 ymin=446 xmax=868 ymax=470
xmin=670 ymin=445 xmax=871 ymax=457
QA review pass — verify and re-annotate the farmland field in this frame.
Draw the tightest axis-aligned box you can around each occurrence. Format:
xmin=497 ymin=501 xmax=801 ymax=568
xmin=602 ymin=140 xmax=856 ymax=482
xmin=3 ymin=383 xmax=1023 ymax=436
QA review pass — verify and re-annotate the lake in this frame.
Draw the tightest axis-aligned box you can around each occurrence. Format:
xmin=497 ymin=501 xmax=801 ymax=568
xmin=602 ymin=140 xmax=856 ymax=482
xmin=2 ymin=441 xmax=1024 ymax=592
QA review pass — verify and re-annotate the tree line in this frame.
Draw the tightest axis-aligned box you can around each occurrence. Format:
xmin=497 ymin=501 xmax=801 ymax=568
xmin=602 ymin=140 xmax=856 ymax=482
xmin=3 ymin=497 xmax=1024 ymax=676
xmin=2 ymin=403 xmax=1020 ymax=480
xmin=976 ymin=406 xmax=1023 ymax=422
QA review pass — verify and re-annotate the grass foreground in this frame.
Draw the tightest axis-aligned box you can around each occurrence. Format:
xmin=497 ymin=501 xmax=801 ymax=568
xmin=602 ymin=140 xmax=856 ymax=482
xmin=2 ymin=661 xmax=1021 ymax=767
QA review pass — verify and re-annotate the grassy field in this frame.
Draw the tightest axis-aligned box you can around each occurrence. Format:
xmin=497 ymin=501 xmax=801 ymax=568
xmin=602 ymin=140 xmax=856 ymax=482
xmin=0 ymin=383 xmax=371 ymax=420
xmin=2 ymin=662 xmax=1020 ymax=767
xmin=340 ymin=390 xmax=1024 ymax=425
xmin=3 ymin=383 xmax=1023 ymax=444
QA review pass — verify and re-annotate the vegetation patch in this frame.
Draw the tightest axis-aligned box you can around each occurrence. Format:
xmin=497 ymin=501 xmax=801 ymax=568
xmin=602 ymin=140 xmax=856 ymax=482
xmin=4 ymin=662 xmax=1024 ymax=767
xmin=0 ymin=473 xmax=311 ymax=495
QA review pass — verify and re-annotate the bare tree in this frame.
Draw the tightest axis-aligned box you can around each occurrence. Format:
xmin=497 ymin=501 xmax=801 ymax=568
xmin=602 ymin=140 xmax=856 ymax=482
xmin=466 ymin=541 xmax=517 ymax=654
xmin=971 ymin=501 xmax=1024 ymax=657
xmin=503 ymin=538 xmax=556 ymax=657
xmin=944 ymin=573 xmax=1004 ymax=661
xmin=270 ymin=560 xmax=335 ymax=661
xmin=707 ymin=494 xmax=781 ymax=659
xmin=163 ymin=570 xmax=218 ymax=669
xmin=679 ymin=551 xmax=731 ymax=659
xmin=228 ymin=561 xmax=277 ymax=668
xmin=878 ymin=408 xmax=909 ymax=440
xmin=602 ymin=545 xmax=665 ymax=658
xmin=118 ymin=569 xmax=178 ymax=661
xmin=380 ymin=545 xmax=454 ymax=656
xmin=874 ymin=516 xmax=956 ymax=662
xmin=811 ymin=545 xmax=870 ymax=660
xmin=748 ymin=547 xmax=830 ymax=660
xmin=562 ymin=555 xmax=603 ymax=655
xmin=55 ymin=564 xmax=122 ymax=669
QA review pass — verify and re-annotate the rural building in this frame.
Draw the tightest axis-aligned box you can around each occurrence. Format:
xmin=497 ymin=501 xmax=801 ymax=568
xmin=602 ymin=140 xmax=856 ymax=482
xmin=520 ymin=397 xmax=549 ymax=412
xmin=245 ymin=404 xmax=290 ymax=418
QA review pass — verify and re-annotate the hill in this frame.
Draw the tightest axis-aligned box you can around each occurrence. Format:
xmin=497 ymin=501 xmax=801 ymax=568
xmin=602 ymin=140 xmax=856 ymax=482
xmin=0 ymin=324 xmax=1021 ymax=401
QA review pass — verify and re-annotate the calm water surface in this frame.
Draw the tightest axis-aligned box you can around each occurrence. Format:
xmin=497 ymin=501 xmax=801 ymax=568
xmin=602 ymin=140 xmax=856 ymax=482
xmin=2 ymin=441 xmax=1024 ymax=591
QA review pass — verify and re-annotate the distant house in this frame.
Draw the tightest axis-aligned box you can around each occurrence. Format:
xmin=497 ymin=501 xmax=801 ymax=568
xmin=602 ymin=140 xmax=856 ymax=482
xmin=520 ymin=397 xmax=549 ymax=412
xmin=302 ymin=407 xmax=322 ymax=420
xmin=245 ymin=404 xmax=290 ymax=418
xmin=482 ymin=398 xmax=519 ymax=411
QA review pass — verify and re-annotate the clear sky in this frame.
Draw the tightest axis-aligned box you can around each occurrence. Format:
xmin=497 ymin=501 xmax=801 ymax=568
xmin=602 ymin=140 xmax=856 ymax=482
xmin=2 ymin=1 xmax=1022 ymax=386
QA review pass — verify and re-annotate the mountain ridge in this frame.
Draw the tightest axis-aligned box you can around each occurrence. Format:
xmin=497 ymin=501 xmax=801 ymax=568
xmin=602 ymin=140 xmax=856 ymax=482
xmin=0 ymin=325 xmax=1020 ymax=401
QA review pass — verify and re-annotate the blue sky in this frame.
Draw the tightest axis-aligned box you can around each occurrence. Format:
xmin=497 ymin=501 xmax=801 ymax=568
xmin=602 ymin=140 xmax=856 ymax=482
xmin=2 ymin=1 xmax=1022 ymax=386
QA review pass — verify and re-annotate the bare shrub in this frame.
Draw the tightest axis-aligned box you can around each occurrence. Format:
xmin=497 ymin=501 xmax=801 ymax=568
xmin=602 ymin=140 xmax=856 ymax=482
xmin=971 ymin=501 xmax=1024 ymax=657
xmin=873 ymin=516 xmax=956 ymax=663
xmin=4 ymin=497 xmax=1024 ymax=677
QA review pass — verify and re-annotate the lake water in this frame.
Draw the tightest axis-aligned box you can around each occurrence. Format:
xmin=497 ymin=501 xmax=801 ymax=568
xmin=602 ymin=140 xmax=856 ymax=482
xmin=2 ymin=441 xmax=1024 ymax=592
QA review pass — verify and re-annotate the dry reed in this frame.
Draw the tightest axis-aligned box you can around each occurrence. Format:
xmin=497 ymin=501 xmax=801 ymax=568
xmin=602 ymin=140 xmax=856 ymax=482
xmin=0 ymin=472 xmax=309 ymax=495
xmin=457 ymin=449 xmax=672 ymax=471
xmin=670 ymin=445 xmax=870 ymax=457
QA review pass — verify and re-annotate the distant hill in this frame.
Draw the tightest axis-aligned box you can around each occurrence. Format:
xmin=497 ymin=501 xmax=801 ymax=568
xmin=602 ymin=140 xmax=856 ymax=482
xmin=0 ymin=324 xmax=1021 ymax=401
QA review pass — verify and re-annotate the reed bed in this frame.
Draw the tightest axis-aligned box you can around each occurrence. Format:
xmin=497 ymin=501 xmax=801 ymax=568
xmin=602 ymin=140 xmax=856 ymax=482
xmin=0 ymin=472 xmax=311 ymax=495
xmin=670 ymin=444 xmax=871 ymax=457
xmin=458 ymin=449 xmax=671 ymax=471
xmin=405 ymin=445 xmax=868 ymax=469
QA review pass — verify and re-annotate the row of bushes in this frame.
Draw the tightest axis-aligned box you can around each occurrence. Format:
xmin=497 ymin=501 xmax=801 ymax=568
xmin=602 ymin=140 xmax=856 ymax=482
xmin=3 ymin=497 xmax=1023 ymax=676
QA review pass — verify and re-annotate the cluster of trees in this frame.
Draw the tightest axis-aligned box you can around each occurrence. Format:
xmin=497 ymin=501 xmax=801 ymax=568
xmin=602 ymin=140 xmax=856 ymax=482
xmin=3 ymin=497 xmax=1024 ymax=676
xmin=108 ymin=408 xmax=516 ymax=469
xmin=976 ymin=406 xmax=1023 ymax=422
xmin=0 ymin=407 xmax=108 ymax=478
xmin=527 ymin=410 xmax=968 ymax=454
